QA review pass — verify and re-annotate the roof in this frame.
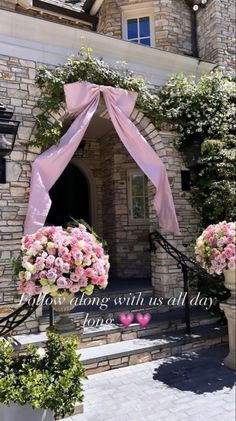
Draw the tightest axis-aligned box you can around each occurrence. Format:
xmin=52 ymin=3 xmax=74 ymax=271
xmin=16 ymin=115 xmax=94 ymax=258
xmin=30 ymin=0 xmax=98 ymax=27
xmin=38 ymin=0 xmax=87 ymax=13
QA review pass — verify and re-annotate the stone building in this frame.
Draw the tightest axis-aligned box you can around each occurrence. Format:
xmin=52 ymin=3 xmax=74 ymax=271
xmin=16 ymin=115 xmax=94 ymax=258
xmin=0 ymin=0 xmax=235 ymax=333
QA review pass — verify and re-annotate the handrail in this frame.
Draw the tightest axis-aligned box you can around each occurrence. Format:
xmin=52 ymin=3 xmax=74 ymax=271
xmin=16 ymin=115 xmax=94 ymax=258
xmin=149 ymin=231 xmax=217 ymax=334
xmin=0 ymin=298 xmax=38 ymax=337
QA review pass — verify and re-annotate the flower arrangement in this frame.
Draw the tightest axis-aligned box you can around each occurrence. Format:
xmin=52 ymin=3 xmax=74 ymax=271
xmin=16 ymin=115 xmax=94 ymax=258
xmin=16 ymin=224 xmax=110 ymax=297
xmin=195 ymin=221 xmax=236 ymax=275
xmin=0 ymin=332 xmax=86 ymax=419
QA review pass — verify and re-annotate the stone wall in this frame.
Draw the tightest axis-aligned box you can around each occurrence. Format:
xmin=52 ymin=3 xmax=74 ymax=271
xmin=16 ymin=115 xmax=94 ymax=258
xmin=153 ymin=0 xmax=192 ymax=56
xmin=100 ymin=130 xmax=151 ymax=280
xmin=97 ymin=0 xmax=192 ymax=56
xmin=197 ymin=0 xmax=236 ymax=72
xmin=0 ymin=55 xmax=40 ymax=311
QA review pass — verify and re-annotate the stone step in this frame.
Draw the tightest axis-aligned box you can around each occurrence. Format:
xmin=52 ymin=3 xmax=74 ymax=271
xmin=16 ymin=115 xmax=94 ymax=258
xmin=14 ymin=307 xmax=220 ymax=351
xmin=40 ymin=291 xmax=203 ymax=331
xmin=79 ymin=323 xmax=228 ymax=375
xmin=79 ymin=307 xmax=220 ymax=348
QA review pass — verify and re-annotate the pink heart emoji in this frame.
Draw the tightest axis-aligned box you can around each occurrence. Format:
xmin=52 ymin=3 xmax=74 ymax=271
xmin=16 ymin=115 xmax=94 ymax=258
xmin=136 ymin=313 xmax=152 ymax=327
xmin=119 ymin=313 xmax=134 ymax=328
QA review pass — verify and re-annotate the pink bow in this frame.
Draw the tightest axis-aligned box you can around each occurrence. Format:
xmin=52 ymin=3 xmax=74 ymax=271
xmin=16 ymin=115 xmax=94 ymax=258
xmin=24 ymin=81 xmax=180 ymax=235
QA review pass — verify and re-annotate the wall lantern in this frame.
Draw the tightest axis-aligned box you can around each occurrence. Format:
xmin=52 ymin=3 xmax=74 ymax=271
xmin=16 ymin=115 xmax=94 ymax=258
xmin=0 ymin=103 xmax=20 ymax=183
xmin=192 ymin=0 xmax=208 ymax=11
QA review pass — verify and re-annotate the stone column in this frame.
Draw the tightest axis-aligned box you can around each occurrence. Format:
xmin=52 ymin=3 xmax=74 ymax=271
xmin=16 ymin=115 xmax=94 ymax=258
xmin=220 ymin=303 xmax=236 ymax=370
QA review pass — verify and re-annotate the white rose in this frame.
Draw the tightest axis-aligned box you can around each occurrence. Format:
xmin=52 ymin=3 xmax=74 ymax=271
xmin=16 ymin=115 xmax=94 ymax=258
xmin=24 ymin=271 xmax=32 ymax=281
xmin=22 ymin=262 xmax=36 ymax=274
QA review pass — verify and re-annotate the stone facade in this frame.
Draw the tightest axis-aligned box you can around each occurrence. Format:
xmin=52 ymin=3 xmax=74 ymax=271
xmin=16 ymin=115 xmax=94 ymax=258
xmin=0 ymin=0 xmax=235 ymax=333
xmin=97 ymin=0 xmax=235 ymax=68
xmin=97 ymin=0 xmax=192 ymax=56
xmin=100 ymin=130 xmax=151 ymax=280
xmin=197 ymin=0 xmax=236 ymax=72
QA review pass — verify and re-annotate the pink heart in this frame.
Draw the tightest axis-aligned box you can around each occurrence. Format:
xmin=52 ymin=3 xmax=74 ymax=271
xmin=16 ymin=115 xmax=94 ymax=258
xmin=119 ymin=312 xmax=134 ymax=328
xmin=136 ymin=313 xmax=152 ymax=327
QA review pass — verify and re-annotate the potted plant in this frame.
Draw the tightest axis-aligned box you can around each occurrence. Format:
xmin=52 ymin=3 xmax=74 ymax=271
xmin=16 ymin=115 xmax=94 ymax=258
xmin=14 ymin=223 xmax=110 ymax=333
xmin=0 ymin=332 xmax=86 ymax=421
xmin=195 ymin=221 xmax=236 ymax=370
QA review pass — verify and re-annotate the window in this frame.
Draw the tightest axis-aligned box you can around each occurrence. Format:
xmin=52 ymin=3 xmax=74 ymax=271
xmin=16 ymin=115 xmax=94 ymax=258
xmin=127 ymin=17 xmax=151 ymax=46
xmin=122 ymin=2 xmax=154 ymax=47
xmin=128 ymin=171 xmax=149 ymax=221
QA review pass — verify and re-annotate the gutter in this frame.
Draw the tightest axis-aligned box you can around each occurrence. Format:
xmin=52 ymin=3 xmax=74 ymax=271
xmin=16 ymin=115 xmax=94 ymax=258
xmin=18 ymin=0 xmax=98 ymax=30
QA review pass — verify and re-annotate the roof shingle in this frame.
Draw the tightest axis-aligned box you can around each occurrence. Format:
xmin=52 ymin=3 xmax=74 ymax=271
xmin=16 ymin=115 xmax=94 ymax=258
xmin=39 ymin=0 xmax=87 ymax=13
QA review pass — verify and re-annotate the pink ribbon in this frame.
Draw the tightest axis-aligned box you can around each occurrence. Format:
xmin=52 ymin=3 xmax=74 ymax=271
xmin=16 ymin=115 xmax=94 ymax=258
xmin=24 ymin=81 xmax=180 ymax=235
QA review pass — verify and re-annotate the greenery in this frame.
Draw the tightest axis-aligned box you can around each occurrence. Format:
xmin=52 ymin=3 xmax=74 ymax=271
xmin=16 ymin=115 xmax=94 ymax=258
xmin=0 ymin=332 xmax=86 ymax=419
xmin=191 ymin=136 xmax=236 ymax=227
xmin=158 ymin=72 xmax=235 ymax=145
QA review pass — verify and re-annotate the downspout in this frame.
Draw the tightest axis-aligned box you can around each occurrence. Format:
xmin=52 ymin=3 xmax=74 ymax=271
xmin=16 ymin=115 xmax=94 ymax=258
xmin=184 ymin=0 xmax=199 ymax=58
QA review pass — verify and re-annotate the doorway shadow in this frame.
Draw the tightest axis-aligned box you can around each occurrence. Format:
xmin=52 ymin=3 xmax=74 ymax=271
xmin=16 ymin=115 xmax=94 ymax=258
xmin=153 ymin=346 xmax=235 ymax=394
xmin=46 ymin=162 xmax=91 ymax=227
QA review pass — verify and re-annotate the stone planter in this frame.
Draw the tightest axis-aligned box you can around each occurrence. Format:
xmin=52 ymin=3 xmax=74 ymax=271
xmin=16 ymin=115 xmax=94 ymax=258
xmin=0 ymin=403 xmax=54 ymax=421
xmin=51 ymin=293 xmax=80 ymax=335
xmin=220 ymin=269 xmax=236 ymax=371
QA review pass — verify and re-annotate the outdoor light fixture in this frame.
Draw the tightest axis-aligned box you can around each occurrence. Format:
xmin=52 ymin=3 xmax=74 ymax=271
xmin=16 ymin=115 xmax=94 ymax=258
xmin=192 ymin=0 xmax=208 ymax=11
xmin=0 ymin=103 xmax=20 ymax=183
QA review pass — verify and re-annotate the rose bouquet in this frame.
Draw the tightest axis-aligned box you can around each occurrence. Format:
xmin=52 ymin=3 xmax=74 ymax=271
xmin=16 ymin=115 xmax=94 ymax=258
xmin=17 ymin=224 xmax=110 ymax=296
xmin=195 ymin=221 xmax=235 ymax=275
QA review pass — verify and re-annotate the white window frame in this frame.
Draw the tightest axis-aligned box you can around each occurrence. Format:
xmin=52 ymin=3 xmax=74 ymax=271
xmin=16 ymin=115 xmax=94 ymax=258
xmin=121 ymin=2 xmax=155 ymax=47
xmin=127 ymin=170 xmax=149 ymax=223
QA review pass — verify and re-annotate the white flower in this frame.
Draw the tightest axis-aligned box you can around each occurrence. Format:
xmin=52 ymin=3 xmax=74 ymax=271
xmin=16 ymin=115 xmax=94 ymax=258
xmin=22 ymin=261 xmax=36 ymax=274
xmin=24 ymin=271 xmax=32 ymax=281
xmin=36 ymin=347 xmax=46 ymax=359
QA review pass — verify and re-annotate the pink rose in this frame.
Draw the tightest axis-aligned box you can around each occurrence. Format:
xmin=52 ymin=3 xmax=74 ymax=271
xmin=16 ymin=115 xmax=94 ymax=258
xmin=45 ymin=255 xmax=56 ymax=268
xmin=69 ymin=284 xmax=81 ymax=293
xmin=46 ymin=270 xmax=57 ymax=281
xmin=63 ymin=262 xmax=71 ymax=273
xmin=78 ymin=278 xmax=88 ymax=287
xmin=55 ymin=257 xmax=64 ymax=268
xmin=70 ymin=273 xmax=80 ymax=282
xmin=57 ymin=277 xmax=68 ymax=288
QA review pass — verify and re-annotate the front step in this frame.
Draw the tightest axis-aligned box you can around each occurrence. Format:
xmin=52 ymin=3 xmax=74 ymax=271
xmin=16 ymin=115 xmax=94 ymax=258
xmin=15 ymin=306 xmax=221 ymax=349
xmin=40 ymin=288 xmax=211 ymax=332
xmin=79 ymin=323 xmax=228 ymax=375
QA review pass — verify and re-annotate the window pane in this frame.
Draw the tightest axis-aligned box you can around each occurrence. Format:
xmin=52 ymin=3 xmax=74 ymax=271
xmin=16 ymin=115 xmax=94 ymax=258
xmin=132 ymin=174 xmax=143 ymax=196
xmin=140 ymin=38 xmax=151 ymax=46
xmin=140 ymin=17 xmax=150 ymax=37
xmin=127 ymin=19 xmax=138 ymax=39
xmin=132 ymin=197 xmax=144 ymax=219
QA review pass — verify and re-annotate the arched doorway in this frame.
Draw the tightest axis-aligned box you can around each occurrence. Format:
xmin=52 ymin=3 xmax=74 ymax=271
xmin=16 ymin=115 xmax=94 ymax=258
xmin=46 ymin=162 xmax=91 ymax=227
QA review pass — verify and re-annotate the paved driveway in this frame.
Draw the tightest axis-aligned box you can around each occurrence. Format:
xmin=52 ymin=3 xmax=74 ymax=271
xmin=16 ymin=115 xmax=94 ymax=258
xmin=63 ymin=345 xmax=235 ymax=421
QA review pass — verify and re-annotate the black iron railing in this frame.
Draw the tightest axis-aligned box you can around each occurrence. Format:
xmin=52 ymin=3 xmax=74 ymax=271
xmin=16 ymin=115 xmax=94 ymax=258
xmin=0 ymin=298 xmax=38 ymax=337
xmin=149 ymin=231 xmax=215 ymax=334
